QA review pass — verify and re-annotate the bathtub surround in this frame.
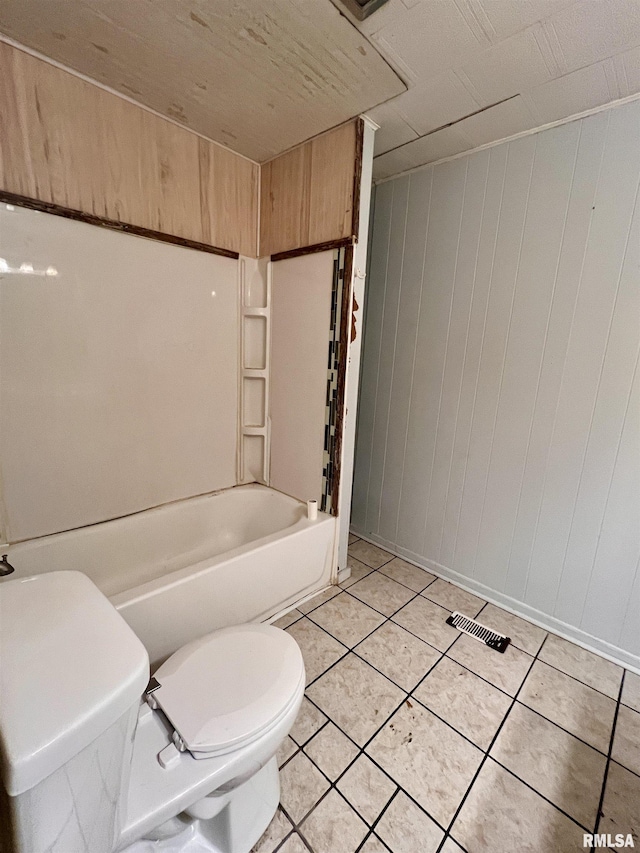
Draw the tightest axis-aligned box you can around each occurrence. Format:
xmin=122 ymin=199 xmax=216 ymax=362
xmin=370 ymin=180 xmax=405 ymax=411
xmin=238 ymin=256 xmax=271 ymax=485
xmin=352 ymin=98 xmax=640 ymax=669
xmin=263 ymin=243 xmax=354 ymax=512
xmin=0 ymin=204 xmax=238 ymax=542
xmin=0 ymin=37 xmax=373 ymax=583
xmin=0 ymin=142 xmax=369 ymax=641
xmin=270 ymin=252 xmax=336 ymax=506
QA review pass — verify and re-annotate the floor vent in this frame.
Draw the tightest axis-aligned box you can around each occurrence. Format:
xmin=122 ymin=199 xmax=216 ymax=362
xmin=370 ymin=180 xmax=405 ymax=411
xmin=446 ymin=612 xmax=511 ymax=653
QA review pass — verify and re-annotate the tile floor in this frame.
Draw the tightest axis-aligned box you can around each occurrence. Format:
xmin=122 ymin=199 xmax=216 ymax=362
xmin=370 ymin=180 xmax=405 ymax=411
xmin=254 ymin=537 xmax=640 ymax=853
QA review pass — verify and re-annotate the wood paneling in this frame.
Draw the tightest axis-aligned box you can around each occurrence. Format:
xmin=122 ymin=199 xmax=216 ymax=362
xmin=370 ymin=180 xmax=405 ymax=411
xmin=308 ymin=122 xmax=360 ymax=246
xmin=0 ymin=0 xmax=404 ymax=162
xmin=260 ymin=143 xmax=311 ymax=259
xmin=260 ymin=121 xmax=360 ymax=257
xmin=352 ymin=100 xmax=640 ymax=666
xmin=0 ymin=41 xmax=258 ymax=256
xmin=199 ymin=140 xmax=259 ymax=258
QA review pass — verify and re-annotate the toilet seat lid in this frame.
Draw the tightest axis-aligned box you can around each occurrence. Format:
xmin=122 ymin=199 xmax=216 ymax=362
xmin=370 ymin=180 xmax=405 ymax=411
xmin=151 ymin=624 xmax=304 ymax=756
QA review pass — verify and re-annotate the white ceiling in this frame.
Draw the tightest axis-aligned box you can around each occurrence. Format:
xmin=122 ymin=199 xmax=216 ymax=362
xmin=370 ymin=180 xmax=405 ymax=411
xmin=0 ymin=0 xmax=404 ymax=163
xmin=1 ymin=0 xmax=639 ymax=176
xmin=355 ymin=0 xmax=640 ymax=180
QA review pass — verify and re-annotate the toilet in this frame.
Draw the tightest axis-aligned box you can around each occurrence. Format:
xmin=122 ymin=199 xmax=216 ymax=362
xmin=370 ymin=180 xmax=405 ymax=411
xmin=0 ymin=571 xmax=305 ymax=853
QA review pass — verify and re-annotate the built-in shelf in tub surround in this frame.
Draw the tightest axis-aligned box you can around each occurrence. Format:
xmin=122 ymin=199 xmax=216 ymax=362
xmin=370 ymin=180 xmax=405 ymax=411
xmin=239 ymin=256 xmax=271 ymax=485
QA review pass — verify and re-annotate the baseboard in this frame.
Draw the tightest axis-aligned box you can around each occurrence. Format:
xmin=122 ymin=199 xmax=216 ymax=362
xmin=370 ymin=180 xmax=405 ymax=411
xmin=337 ymin=566 xmax=352 ymax=584
xmin=350 ymin=528 xmax=640 ymax=676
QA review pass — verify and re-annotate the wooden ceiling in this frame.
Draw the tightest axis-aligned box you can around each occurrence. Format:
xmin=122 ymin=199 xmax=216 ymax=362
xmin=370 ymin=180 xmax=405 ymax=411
xmin=0 ymin=0 xmax=404 ymax=162
xmin=4 ymin=0 xmax=637 ymax=180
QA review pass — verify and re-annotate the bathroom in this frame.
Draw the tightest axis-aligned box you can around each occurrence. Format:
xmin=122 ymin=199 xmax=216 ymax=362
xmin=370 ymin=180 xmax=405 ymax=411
xmin=0 ymin=1 xmax=639 ymax=852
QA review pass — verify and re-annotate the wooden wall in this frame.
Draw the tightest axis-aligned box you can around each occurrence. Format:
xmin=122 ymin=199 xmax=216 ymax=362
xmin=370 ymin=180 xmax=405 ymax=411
xmin=0 ymin=41 xmax=259 ymax=257
xmin=260 ymin=120 xmax=361 ymax=257
xmin=0 ymin=41 xmax=365 ymax=260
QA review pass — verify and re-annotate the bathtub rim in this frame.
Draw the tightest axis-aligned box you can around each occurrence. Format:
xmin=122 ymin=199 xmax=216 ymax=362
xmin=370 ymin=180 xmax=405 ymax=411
xmin=109 ymin=509 xmax=334 ymax=609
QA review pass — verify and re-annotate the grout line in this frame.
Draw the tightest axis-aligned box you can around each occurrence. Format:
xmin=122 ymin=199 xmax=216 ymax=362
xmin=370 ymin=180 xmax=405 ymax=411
xmin=281 ymin=579 xmax=626 ymax=853
xmin=271 ymin=826 xmax=295 ymax=853
xmin=355 ymin=831 xmax=393 ymax=853
xmin=531 ymin=655 xmax=623 ymax=703
xmin=363 ymin=752 xmax=449 ymax=837
xmin=349 ymin=532 xmax=640 ymax=674
xmin=289 ymin=712 xmax=397 ymax=833
xmin=439 ymin=641 xmax=540 ymax=837
xmin=348 ymin=550 xmax=398 ymax=569
xmin=376 ymin=568 xmax=438 ymax=595
xmin=594 ymin=671 xmax=625 ymax=833
xmin=303 ymin=670 xmax=595 ymax=847
xmin=271 ymin=804 xmax=298 ymax=845
xmin=296 ymin=589 xmax=342 ymax=617
xmin=338 ymin=571 xmax=421 ymax=609
xmin=536 ymin=631 xmax=626 ymax=702
xmin=304 ymin=571 xmax=527 ymax=700
xmin=342 ymin=578 xmax=433 ymax=618
xmin=507 ymin=755 xmax=597 ymax=832
xmin=406 ymin=688 xmax=494 ymax=754
xmin=290 ymin=717 xmax=331 ymax=751
xmin=438 ymin=642 xmax=607 ymax=839
xmin=511 ymin=697 xmax=615 ymax=760
xmin=482 ymin=757 xmax=593 ymax=833
xmin=341 ymin=553 xmax=626 ymax=703
xmin=294 ymin=638 xmax=451 ymax=837
xmin=282 ymin=783 xmax=332 ymax=840
xmin=367 ymin=788 xmax=405 ymax=838
xmin=436 ymin=832 xmax=470 ymax=853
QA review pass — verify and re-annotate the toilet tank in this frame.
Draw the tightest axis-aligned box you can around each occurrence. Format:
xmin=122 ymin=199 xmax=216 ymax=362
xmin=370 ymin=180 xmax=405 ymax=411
xmin=0 ymin=572 xmax=149 ymax=853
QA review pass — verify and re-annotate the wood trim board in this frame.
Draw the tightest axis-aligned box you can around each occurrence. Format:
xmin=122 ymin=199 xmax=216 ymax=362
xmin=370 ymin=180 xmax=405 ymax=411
xmin=270 ymin=237 xmax=353 ymax=263
xmin=0 ymin=191 xmax=239 ymax=259
xmin=260 ymin=121 xmax=360 ymax=257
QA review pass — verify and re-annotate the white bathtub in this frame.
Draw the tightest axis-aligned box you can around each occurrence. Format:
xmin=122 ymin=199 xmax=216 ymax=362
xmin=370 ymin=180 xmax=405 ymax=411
xmin=1 ymin=485 xmax=336 ymax=664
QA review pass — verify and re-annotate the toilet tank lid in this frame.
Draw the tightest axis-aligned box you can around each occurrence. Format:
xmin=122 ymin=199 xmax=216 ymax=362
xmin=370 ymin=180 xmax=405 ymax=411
xmin=0 ymin=571 xmax=149 ymax=795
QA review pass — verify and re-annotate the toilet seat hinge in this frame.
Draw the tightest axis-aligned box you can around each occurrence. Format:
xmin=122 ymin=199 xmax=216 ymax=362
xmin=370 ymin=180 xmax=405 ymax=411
xmin=172 ymin=730 xmax=187 ymax=752
xmin=144 ymin=676 xmax=162 ymax=710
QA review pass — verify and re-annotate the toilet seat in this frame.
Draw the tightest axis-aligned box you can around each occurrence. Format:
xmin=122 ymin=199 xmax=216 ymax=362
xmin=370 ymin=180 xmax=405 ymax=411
xmin=149 ymin=624 xmax=305 ymax=759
